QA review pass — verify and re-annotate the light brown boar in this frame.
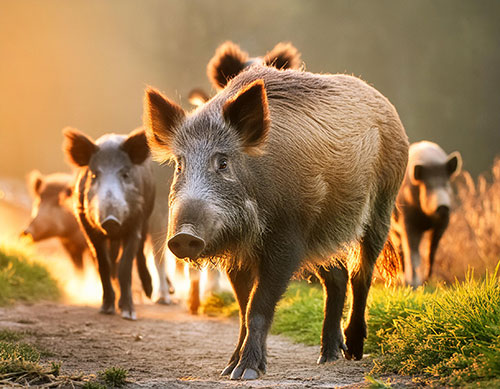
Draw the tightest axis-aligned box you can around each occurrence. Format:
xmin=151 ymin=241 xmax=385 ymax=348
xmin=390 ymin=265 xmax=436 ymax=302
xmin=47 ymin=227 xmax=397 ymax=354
xmin=144 ymin=65 xmax=408 ymax=379
xmin=22 ymin=171 xmax=88 ymax=270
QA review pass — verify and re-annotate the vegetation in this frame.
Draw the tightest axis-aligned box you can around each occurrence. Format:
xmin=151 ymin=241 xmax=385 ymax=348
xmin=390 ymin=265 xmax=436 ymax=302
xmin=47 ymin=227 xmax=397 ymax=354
xmin=0 ymin=240 xmax=60 ymax=306
xmin=98 ymin=366 xmax=128 ymax=387
xmin=434 ymin=159 xmax=500 ymax=281
xmin=0 ymin=329 xmax=63 ymax=386
xmin=200 ymin=291 xmax=239 ymax=317
xmin=203 ymin=271 xmax=500 ymax=387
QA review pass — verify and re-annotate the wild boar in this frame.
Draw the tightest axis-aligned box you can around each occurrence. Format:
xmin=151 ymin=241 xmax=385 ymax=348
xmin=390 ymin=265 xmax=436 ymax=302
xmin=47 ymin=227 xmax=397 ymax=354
xmin=144 ymin=65 xmax=408 ymax=379
xmin=21 ymin=171 xmax=88 ymax=270
xmin=189 ymin=41 xmax=302 ymax=107
xmin=64 ymin=128 xmax=154 ymax=320
xmin=392 ymin=141 xmax=462 ymax=287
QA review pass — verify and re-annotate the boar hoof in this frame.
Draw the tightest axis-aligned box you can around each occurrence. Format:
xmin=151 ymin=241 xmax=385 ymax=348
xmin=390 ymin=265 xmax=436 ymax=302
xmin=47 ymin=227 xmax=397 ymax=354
xmin=344 ymin=323 xmax=366 ymax=360
xmin=99 ymin=304 xmax=115 ymax=315
xmin=220 ymin=363 xmax=236 ymax=377
xmin=121 ymin=310 xmax=137 ymax=321
xmin=156 ymin=297 xmax=172 ymax=305
xmin=317 ymin=346 xmax=346 ymax=364
xmin=230 ymin=365 xmax=259 ymax=380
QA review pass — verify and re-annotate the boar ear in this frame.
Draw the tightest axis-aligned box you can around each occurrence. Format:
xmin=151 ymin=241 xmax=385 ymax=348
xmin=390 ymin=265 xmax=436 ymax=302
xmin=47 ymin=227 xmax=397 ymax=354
xmin=410 ymin=164 xmax=424 ymax=184
xmin=143 ymin=87 xmax=185 ymax=162
xmin=63 ymin=127 xmax=97 ymax=167
xmin=264 ymin=42 xmax=302 ymax=70
xmin=207 ymin=41 xmax=249 ymax=90
xmin=188 ymin=88 xmax=209 ymax=107
xmin=122 ymin=128 xmax=150 ymax=165
xmin=223 ymin=79 xmax=270 ymax=156
xmin=446 ymin=151 xmax=462 ymax=178
xmin=27 ymin=170 xmax=43 ymax=196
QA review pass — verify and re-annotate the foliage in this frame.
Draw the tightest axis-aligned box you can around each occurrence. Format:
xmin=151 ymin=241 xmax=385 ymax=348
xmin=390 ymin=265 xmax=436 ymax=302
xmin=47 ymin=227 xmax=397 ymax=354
xmin=434 ymin=158 xmax=500 ymax=281
xmin=0 ymin=240 xmax=60 ymax=306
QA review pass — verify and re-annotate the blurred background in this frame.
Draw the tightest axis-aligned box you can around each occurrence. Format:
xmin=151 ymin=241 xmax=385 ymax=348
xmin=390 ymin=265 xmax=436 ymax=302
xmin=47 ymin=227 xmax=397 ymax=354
xmin=0 ymin=1 xmax=499 ymax=285
xmin=1 ymin=0 xmax=499 ymax=180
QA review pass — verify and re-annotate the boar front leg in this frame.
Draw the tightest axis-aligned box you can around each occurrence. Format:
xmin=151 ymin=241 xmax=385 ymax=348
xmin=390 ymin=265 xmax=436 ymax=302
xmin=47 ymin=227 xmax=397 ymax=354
xmin=92 ymin=238 xmax=116 ymax=314
xmin=118 ymin=229 xmax=141 ymax=320
xmin=228 ymin=239 xmax=301 ymax=380
xmin=221 ymin=266 xmax=256 ymax=377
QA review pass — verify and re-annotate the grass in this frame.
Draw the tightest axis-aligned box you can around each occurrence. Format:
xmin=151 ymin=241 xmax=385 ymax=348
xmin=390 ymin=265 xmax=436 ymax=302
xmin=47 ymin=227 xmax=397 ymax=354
xmin=98 ymin=366 xmax=128 ymax=387
xmin=0 ymin=329 xmax=62 ymax=386
xmin=0 ymin=329 xmax=128 ymax=387
xmin=0 ymin=240 xmax=60 ymax=306
xmin=200 ymin=291 xmax=239 ymax=317
xmin=271 ymin=282 xmax=325 ymax=345
xmin=370 ymin=268 xmax=500 ymax=386
xmin=204 ymin=271 xmax=500 ymax=386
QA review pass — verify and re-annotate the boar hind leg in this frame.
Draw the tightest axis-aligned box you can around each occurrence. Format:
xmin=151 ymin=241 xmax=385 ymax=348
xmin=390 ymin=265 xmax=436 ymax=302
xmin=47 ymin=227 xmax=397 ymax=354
xmin=229 ymin=240 xmax=302 ymax=380
xmin=316 ymin=263 xmax=348 ymax=364
xmin=136 ymin=228 xmax=153 ymax=299
xmin=424 ymin=223 xmax=447 ymax=282
xmin=152 ymin=238 xmax=174 ymax=305
xmin=401 ymin=223 xmax=424 ymax=287
xmin=221 ymin=267 xmax=256 ymax=377
xmin=345 ymin=199 xmax=392 ymax=360
xmin=118 ymin=230 xmax=141 ymax=320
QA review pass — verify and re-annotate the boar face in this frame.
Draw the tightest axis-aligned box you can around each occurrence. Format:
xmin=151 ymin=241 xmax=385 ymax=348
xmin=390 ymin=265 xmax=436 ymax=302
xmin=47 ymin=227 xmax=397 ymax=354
xmin=23 ymin=171 xmax=75 ymax=241
xmin=64 ymin=129 xmax=149 ymax=236
xmin=144 ymin=81 xmax=269 ymax=262
xmin=410 ymin=151 xmax=461 ymax=218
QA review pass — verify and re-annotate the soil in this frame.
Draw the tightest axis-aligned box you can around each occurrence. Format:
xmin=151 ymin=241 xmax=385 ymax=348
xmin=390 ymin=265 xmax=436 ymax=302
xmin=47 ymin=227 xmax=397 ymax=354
xmin=0 ymin=302 xmax=374 ymax=388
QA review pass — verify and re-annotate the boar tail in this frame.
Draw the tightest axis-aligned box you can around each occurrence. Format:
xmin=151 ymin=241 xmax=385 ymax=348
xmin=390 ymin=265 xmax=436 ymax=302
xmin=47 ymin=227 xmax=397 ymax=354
xmin=375 ymin=236 xmax=401 ymax=284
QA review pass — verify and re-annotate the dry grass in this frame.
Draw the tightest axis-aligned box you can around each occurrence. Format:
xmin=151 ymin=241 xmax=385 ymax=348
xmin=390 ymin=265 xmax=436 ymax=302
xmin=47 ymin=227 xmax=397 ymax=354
xmin=433 ymin=157 xmax=500 ymax=282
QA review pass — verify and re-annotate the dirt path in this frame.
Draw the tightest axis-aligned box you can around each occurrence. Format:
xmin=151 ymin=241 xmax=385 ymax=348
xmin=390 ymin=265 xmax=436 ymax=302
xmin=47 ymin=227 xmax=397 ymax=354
xmin=0 ymin=186 xmax=374 ymax=388
xmin=0 ymin=302 xmax=373 ymax=388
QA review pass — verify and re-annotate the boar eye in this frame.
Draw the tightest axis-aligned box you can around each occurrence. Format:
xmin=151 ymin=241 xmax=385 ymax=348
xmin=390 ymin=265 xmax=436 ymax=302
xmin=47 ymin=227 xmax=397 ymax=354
xmin=218 ymin=158 xmax=228 ymax=171
xmin=121 ymin=171 xmax=130 ymax=180
xmin=91 ymin=172 xmax=99 ymax=180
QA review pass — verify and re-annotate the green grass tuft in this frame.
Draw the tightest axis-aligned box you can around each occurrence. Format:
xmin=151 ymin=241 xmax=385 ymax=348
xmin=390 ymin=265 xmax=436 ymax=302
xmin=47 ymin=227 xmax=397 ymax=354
xmin=0 ymin=240 xmax=60 ymax=306
xmin=99 ymin=366 xmax=128 ymax=387
xmin=200 ymin=291 xmax=239 ymax=317
xmin=371 ymin=269 xmax=500 ymax=386
xmin=271 ymin=282 xmax=325 ymax=345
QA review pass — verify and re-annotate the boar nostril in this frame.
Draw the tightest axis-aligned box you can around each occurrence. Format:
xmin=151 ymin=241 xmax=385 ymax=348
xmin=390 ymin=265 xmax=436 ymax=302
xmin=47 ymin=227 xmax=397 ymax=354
xmin=168 ymin=232 xmax=205 ymax=260
xmin=436 ymin=205 xmax=450 ymax=219
xmin=101 ymin=215 xmax=121 ymax=235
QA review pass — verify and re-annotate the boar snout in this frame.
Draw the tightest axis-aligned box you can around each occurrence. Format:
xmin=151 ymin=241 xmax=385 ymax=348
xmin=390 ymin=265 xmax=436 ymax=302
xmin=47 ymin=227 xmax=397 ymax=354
xmin=168 ymin=226 xmax=206 ymax=260
xmin=20 ymin=228 xmax=33 ymax=240
xmin=101 ymin=215 xmax=121 ymax=235
xmin=435 ymin=205 xmax=450 ymax=222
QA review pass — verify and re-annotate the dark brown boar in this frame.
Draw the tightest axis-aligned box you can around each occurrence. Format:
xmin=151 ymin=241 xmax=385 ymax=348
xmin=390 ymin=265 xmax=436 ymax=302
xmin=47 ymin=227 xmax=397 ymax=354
xmin=144 ymin=65 xmax=408 ymax=379
xmin=64 ymin=128 xmax=154 ymax=320
xmin=392 ymin=141 xmax=462 ymax=287
xmin=21 ymin=171 xmax=88 ymax=270
xmin=189 ymin=41 xmax=302 ymax=107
